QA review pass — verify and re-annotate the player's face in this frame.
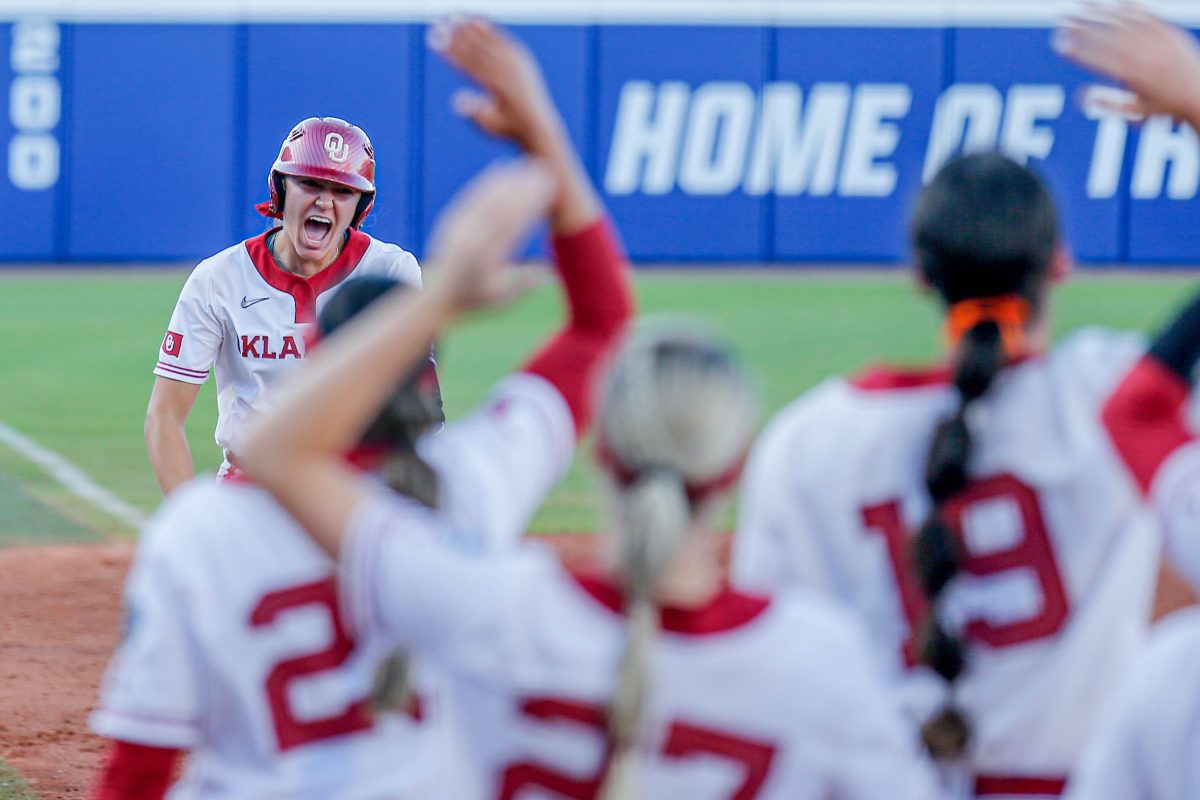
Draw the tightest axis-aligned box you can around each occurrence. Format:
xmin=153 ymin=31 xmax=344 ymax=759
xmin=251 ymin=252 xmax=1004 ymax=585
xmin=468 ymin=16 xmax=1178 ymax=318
xmin=280 ymin=176 xmax=362 ymax=266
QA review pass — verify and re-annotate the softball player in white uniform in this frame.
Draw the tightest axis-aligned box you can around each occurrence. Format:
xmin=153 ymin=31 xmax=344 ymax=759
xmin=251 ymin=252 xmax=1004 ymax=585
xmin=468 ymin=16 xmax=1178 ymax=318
xmin=146 ymin=116 xmax=427 ymax=493
xmin=732 ymin=152 xmax=1163 ymax=798
xmin=1064 ymin=285 xmax=1200 ymax=800
xmin=92 ymin=21 xmax=634 ymax=799
xmin=93 ymin=362 xmax=579 ymax=799
xmin=1063 ymin=4 xmax=1200 ymax=760
xmin=240 ymin=20 xmax=940 ymax=800
xmin=1058 ymin=8 xmax=1200 ymax=797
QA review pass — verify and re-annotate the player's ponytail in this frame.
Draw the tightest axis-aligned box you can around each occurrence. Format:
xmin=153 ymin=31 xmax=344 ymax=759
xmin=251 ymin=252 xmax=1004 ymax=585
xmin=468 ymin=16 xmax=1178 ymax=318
xmin=599 ymin=468 xmax=689 ymax=800
xmin=908 ymin=151 xmax=1055 ymax=761
xmin=594 ymin=324 xmax=758 ymax=800
xmin=913 ymin=317 xmax=1008 ymax=759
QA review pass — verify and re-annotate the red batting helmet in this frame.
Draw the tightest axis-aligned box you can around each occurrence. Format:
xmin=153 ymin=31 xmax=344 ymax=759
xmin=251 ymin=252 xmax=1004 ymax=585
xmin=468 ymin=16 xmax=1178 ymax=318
xmin=258 ymin=117 xmax=377 ymax=228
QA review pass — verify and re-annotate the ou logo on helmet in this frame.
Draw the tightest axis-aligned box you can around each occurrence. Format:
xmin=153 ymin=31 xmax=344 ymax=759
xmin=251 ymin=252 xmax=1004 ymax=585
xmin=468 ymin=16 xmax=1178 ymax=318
xmin=324 ymin=132 xmax=349 ymax=164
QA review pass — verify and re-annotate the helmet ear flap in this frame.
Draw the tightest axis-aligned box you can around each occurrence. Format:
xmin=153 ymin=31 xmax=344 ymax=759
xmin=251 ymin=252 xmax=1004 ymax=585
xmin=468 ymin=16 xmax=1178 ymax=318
xmin=270 ymin=172 xmax=288 ymax=216
xmin=352 ymin=192 xmax=374 ymax=229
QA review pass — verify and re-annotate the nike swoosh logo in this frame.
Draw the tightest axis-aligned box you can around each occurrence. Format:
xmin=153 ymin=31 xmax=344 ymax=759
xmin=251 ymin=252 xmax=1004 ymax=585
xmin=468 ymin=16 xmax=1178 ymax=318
xmin=241 ymin=296 xmax=270 ymax=308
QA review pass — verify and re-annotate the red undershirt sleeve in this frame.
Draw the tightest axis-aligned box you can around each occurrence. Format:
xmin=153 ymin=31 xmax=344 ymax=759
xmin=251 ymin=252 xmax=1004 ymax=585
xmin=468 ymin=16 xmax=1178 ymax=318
xmin=1101 ymin=355 xmax=1195 ymax=496
xmin=91 ymin=740 xmax=181 ymax=800
xmin=522 ymin=217 xmax=634 ymax=438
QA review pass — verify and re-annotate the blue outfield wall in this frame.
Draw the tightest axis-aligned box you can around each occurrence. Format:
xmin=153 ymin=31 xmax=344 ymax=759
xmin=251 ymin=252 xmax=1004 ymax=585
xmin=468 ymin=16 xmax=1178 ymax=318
xmin=4 ymin=18 xmax=1200 ymax=265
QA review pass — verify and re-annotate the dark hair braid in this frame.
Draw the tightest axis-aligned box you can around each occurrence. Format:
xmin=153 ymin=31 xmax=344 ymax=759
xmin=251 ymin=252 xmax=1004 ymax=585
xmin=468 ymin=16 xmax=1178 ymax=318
xmin=912 ymin=319 xmax=1005 ymax=760
xmin=318 ymin=276 xmax=444 ymax=507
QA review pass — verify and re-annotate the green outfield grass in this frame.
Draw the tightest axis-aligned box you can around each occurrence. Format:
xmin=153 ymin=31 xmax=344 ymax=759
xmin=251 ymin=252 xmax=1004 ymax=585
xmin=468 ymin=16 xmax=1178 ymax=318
xmin=0 ymin=267 xmax=1196 ymax=540
xmin=0 ymin=760 xmax=35 ymax=800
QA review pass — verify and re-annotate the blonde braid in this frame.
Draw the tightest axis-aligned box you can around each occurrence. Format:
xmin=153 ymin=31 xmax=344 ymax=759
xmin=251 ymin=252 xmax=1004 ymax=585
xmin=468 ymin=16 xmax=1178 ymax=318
xmin=594 ymin=321 xmax=758 ymax=799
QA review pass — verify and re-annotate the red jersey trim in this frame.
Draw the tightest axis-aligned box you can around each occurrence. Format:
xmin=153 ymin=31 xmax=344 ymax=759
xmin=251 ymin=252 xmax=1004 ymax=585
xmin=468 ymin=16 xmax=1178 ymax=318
xmin=1101 ymin=355 xmax=1195 ymax=496
xmin=571 ymin=572 xmax=770 ymax=635
xmin=92 ymin=739 xmax=181 ymax=800
xmin=973 ymin=774 xmax=1066 ymax=796
xmin=243 ymin=227 xmax=371 ymax=323
xmin=155 ymin=362 xmax=208 ymax=380
xmin=850 ymin=353 xmax=1040 ymax=392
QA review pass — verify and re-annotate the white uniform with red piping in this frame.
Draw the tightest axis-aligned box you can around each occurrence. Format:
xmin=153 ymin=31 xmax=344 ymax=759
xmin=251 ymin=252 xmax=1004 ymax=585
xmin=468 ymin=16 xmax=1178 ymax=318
xmin=153 ymin=227 xmax=422 ymax=474
xmin=732 ymin=328 xmax=1159 ymax=798
xmin=91 ymin=373 xmax=574 ymax=799
xmin=340 ymin=491 xmax=942 ymax=800
xmin=95 ymin=219 xmax=634 ymax=799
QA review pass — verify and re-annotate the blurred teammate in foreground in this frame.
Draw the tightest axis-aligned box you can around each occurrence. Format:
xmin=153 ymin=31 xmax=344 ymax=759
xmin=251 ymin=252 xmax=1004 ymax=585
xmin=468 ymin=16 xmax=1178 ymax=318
xmin=1056 ymin=4 xmax=1200 ymax=798
xmin=89 ymin=15 xmax=633 ymax=798
xmin=145 ymin=114 xmax=435 ymax=494
xmin=731 ymin=147 xmax=1185 ymax=797
xmin=241 ymin=18 xmax=940 ymax=800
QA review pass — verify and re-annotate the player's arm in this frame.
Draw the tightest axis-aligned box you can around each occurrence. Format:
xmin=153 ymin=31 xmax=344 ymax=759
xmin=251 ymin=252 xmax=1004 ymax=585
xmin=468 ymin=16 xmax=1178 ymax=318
xmin=90 ymin=512 xmax=201 ymax=799
xmin=436 ymin=17 xmax=633 ymax=435
xmin=240 ymin=160 xmax=555 ymax=556
xmin=1055 ymin=2 xmax=1200 ymax=129
xmin=1101 ymin=290 xmax=1200 ymax=589
xmin=145 ymin=377 xmax=202 ymax=494
xmin=148 ymin=266 xmax=222 ymax=493
xmin=1101 ymin=290 xmax=1200 ymax=495
xmin=91 ymin=741 xmax=180 ymax=800
xmin=416 ymin=20 xmax=634 ymax=547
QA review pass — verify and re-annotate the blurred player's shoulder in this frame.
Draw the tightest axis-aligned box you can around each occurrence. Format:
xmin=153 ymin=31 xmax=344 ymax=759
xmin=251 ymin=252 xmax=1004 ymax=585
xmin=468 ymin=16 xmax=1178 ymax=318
xmin=361 ymin=233 xmax=417 ymax=261
xmin=740 ymin=586 xmax=909 ymax=720
xmin=177 ymin=237 xmax=258 ymax=291
xmin=358 ymin=233 xmax=422 ymax=285
xmin=1048 ymin=325 xmax=1145 ymax=397
xmin=138 ymin=477 xmax=305 ymax=567
xmin=750 ymin=368 xmax=951 ymax=478
xmin=768 ymin=585 xmax=880 ymax=663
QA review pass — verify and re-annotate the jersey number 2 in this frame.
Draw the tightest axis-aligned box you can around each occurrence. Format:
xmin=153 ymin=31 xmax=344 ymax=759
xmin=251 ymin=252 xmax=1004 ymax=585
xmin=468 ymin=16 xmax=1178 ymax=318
xmin=862 ymin=473 xmax=1070 ymax=666
xmin=498 ymin=697 xmax=776 ymax=799
xmin=249 ymin=578 xmax=372 ymax=751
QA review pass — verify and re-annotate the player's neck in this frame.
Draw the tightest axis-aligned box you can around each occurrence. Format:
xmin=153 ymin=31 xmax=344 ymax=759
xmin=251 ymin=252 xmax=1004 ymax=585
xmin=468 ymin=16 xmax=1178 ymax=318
xmin=269 ymin=230 xmax=347 ymax=278
xmin=653 ymin=527 xmax=724 ymax=609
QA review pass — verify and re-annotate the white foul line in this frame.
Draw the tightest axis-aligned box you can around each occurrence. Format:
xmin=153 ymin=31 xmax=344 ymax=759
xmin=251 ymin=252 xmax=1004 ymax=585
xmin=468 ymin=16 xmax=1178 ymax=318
xmin=0 ymin=421 xmax=147 ymax=530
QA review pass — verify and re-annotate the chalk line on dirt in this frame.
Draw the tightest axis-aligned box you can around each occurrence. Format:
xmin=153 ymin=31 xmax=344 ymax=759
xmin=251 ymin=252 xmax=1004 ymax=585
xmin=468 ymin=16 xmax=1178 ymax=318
xmin=0 ymin=421 xmax=147 ymax=530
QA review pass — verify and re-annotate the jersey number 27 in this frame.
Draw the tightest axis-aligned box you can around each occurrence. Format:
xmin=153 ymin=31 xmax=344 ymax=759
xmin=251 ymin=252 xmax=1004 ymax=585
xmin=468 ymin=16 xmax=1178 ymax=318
xmin=499 ymin=697 xmax=776 ymax=799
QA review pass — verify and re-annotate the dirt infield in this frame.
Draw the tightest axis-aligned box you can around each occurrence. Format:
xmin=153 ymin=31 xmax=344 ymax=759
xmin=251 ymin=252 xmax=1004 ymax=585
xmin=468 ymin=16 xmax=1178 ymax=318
xmin=0 ymin=539 xmax=1195 ymax=800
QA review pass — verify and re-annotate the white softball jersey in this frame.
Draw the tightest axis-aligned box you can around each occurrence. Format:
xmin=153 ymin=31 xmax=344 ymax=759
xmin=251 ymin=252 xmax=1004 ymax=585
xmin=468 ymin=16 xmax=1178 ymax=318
xmin=1063 ymin=606 xmax=1200 ymax=800
xmin=340 ymin=492 xmax=942 ymax=800
xmin=153 ymin=227 xmax=423 ymax=473
xmin=91 ymin=372 xmax=574 ymax=799
xmin=732 ymin=327 xmax=1160 ymax=797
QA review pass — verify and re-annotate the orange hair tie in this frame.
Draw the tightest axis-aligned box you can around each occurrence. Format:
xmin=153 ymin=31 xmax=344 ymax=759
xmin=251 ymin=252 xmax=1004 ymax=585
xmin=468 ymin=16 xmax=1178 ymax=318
xmin=943 ymin=294 xmax=1031 ymax=358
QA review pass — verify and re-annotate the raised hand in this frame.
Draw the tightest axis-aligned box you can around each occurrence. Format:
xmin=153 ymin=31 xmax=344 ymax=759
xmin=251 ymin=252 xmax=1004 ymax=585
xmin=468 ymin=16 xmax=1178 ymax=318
xmin=1055 ymin=1 xmax=1200 ymax=125
xmin=429 ymin=16 xmax=600 ymax=233
xmin=429 ymin=17 xmax=565 ymax=157
xmin=425 ymin=157 xmax=555 ymax=313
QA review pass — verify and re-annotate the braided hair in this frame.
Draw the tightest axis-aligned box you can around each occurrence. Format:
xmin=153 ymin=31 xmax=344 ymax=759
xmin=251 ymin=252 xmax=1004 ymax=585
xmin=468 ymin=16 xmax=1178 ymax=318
xmin=593 ymin=323 xmax=758 ymax=800
xmin=908 ymin=152 xmax=1058 ymax=759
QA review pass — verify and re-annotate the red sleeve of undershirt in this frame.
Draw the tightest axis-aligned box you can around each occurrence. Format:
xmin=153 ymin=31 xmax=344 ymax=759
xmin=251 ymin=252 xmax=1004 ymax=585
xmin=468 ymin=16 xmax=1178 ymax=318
xmin=1102 ymin=355 xmax=1195 ymax=496
xmin=522 ymin=217 xmax=634 ymax=438
xmin=91 ymin=740 xmax=181 ymax=800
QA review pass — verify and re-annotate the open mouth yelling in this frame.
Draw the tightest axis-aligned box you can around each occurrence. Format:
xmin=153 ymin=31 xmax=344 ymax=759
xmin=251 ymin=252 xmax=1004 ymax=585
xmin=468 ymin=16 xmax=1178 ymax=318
xmin=302 ymin=215 xmax=334 ymax=249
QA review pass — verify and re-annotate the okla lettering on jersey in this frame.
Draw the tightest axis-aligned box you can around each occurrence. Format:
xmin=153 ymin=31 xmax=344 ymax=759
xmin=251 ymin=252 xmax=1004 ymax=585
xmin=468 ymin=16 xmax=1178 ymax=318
xmin=239 ymin=334 xmax=304 ymax=360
